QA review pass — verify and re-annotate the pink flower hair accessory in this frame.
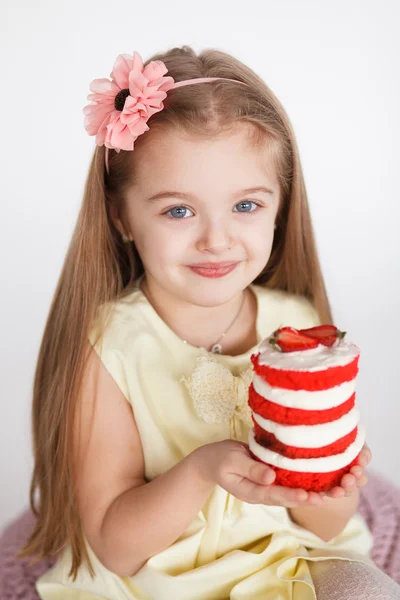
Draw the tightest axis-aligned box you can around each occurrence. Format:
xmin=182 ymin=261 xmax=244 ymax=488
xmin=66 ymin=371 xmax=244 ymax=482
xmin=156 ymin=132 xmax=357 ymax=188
xmin=83 ymin=51 xmax=249 ymax=173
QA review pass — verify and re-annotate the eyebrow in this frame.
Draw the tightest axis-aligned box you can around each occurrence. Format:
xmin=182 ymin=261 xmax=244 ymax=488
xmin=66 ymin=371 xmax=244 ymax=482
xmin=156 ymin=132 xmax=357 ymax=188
xmin=144 ymin=186 xmax=274 ymax=203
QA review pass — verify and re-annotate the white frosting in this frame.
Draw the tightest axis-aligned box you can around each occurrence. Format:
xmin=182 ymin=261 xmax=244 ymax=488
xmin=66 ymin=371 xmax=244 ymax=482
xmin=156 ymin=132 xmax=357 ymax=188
xmin=252 ymin=374 xmax=356 ymax=410
xmin=248 ymin=423 xmax=366 ymax=473
xmin=252 ymin=406 xmax=360 ymax=448
xmin=257 ymin=335 xmax=360 ymax=373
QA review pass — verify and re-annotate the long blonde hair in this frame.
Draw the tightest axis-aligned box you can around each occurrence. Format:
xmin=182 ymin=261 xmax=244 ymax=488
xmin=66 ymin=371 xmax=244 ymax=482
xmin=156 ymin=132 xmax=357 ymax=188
xmin=18 ymin=45 xmax=333 ymax=579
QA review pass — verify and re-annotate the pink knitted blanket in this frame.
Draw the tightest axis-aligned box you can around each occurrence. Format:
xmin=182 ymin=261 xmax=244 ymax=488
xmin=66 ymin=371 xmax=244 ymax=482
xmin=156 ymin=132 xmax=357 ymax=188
xmin=0 ymin=469 xmax=399 ymax=599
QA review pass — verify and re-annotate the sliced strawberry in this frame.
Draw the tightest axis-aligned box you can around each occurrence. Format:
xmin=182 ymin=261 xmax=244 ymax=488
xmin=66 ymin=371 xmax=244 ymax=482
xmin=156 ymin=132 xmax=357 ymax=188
xmin=269 ymin=326 xmax=320 ymax=352
xmin=301 ymin=325 xmax=338 ymax=338
xmin=300 ymin=325 xmax=346 ymax=347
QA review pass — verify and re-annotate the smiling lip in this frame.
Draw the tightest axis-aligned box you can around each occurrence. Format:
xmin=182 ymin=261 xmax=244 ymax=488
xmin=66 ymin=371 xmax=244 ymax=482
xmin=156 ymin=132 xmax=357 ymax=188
xmin=188 ymin=261 xmax=241 ymax=278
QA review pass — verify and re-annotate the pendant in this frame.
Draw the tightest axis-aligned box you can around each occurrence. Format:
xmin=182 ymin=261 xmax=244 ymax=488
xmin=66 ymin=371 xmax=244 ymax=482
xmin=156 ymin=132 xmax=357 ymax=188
xmin=210 ymin=343 xmax=222 ymax=354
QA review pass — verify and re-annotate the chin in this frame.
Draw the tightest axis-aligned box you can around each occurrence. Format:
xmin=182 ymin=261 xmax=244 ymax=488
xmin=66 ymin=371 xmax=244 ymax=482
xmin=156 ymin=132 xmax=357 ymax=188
xmin=178 ymin=278 xmax=248 ymax=307
xmin=186 ymin=293 xmax=234 ymax=308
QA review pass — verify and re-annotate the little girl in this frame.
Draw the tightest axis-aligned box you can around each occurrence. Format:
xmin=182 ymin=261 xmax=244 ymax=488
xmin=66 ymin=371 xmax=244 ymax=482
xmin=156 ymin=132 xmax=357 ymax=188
xmin=19 ymin=46 xmax=400 ymax=599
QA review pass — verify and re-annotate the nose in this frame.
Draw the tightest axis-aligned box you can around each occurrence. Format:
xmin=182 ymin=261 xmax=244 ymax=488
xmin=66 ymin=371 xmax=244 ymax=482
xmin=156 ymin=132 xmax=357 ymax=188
xmin=196 ymin=217 xmax=234 ymax=254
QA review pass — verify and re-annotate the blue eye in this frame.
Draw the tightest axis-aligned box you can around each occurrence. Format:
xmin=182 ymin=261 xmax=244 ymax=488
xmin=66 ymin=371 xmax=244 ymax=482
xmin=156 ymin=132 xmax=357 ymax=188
xmin=166 ymin=206 xmax=194 ymax=219
xmin=233 ymin=201 xmax=258 ymax=213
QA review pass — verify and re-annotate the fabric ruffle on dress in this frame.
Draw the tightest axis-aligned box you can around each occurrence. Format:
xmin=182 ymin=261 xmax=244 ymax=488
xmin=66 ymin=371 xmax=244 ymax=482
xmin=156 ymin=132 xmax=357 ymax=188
xmin=181 ymin=351 xmax=254 ymax=440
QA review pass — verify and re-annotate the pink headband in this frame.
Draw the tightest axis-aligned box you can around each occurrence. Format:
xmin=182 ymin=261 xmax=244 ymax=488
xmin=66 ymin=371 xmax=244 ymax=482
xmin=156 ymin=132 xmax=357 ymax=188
xmin=83 ymin=51 xmax=249 ymax=174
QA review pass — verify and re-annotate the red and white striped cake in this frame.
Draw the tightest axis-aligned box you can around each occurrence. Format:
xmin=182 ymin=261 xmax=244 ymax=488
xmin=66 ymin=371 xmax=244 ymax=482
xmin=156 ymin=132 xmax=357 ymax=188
xmin=247 ymin=325 xmax=366 ymax=492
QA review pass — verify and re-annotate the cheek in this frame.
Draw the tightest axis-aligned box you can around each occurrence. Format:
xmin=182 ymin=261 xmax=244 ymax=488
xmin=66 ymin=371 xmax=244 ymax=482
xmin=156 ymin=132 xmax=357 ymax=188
xmin=135 ymin=224 xmax=186 ymax=266
xmin=243 ymin=222 xmax=275 ymax=258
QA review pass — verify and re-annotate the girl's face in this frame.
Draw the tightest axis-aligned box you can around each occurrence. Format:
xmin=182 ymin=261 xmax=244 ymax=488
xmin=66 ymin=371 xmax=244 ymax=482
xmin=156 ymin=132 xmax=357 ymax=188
xmin=122 ymin=125 xmax=280 ymax=307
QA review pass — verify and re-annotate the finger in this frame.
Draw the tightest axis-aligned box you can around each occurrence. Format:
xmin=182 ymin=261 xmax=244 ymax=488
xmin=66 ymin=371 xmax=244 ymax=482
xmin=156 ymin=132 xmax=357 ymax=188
xmin=358 ymin=445 xmax=372 ymax=468
xmin=233 ymin=452 xmax=276 ymax=485
xmin=232 ymin=477 xmax=309 ymax=507
xmin=324 ymin=486 xmax=345 ymax=499
xmin=233 ymin=476 xmax=278 ymax=504
xmin=249 ymin=463 xmax=276 ymax=486
xmin=307 ymin=491 xmax=325 ymax=505
xmin=363 ymin=442 xmax=372 ymax=459
xmin=356 ymin=474 xmax=369 ymax=488
xmin=262 ymin=484 xmax=311 ymax=508
xmin=341 ymin=473 xmax=357 ymax=492
xmin=350 ymin=465 xmax=364 ymax=479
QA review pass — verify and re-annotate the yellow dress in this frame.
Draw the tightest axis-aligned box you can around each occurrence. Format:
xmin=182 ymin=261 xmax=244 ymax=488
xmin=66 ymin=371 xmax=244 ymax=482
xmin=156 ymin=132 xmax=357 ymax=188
xmin=36 ymin=282 xmax=374 ymax=600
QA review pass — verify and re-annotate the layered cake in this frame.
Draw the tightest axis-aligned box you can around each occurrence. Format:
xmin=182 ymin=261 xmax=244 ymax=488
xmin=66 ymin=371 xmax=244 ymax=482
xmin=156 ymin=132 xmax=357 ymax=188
xmin=248 ymin=325 xmax=366 ymax=492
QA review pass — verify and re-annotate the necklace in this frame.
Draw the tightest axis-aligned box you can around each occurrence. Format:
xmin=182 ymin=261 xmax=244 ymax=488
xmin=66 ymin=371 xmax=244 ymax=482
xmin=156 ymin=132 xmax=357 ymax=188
xmin=183 ymin=291 xmax=246 ymax=354
xmin=141 ymin=279 xmax=246 ymax=354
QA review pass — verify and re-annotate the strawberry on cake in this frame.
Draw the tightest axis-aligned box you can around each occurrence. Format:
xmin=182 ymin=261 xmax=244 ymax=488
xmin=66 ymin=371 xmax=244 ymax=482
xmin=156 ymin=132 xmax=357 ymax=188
xmin=248 ymin=325 xmax=366 ymax=492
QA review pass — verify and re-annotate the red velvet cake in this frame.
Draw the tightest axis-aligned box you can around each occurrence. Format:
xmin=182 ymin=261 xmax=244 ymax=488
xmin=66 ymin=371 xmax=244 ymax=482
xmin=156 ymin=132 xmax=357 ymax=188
xmin=248 ymin=325 xmax=366 ymax=492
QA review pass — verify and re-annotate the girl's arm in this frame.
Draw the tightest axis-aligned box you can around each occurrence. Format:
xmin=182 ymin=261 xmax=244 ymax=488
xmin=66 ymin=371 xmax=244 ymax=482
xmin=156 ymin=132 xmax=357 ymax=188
xmin=288 ymin=446 xmax=371 ymax=542
xmin=288 ymin=489 xmax=360 ymax=542
xmin=74 ymin=344 xmax=317 ymax=578
xmin=73 ymin=344 xmax=214 ymax=577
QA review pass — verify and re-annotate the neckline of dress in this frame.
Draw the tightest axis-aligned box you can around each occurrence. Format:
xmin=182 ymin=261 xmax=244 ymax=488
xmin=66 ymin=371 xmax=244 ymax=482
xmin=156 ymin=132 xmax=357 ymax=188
xmin=129 ymin=276 xmax=268 ymax=361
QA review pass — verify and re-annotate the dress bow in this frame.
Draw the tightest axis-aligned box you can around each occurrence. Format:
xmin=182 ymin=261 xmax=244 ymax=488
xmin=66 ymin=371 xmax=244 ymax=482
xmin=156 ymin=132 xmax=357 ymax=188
xmin=181 ymin=351 xmax=254 ymax=437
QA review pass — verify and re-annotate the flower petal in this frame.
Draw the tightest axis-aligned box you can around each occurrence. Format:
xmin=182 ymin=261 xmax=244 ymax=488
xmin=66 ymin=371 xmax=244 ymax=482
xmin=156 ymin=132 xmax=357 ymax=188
xmin=155 ymin=76 xmax=175 ymax=93
xmin=83 ymin=100 xmax=115 ymax=137
xmin=86 ymin=93 xmax=115 ymax=106
xmin=105 ymin=114 xmax=136 ymax=151
xmin=84 ymin=108 xmax=110 ymax=136
xmin=88 ymin=78 xmax=120 ymax=97
xmin=94 ymin=113 xmax=113 ymax=146
xmin=142 ymin=59 xmax=169 ymax=82
xmin=120 ymin=99 xmax=150 ymax=136
xmin=111 ymin=51 xmax=143 ymax=89
xmin=83 ymin=76 xmax=121 ymax=141
xmin=142 ymin=85 xmax=169 ymax=101
xmin=142 ymin=94 xmax=167 ymax=113
xmin=128 ymin=69 xmax=150 ymax=96
xmin=128 ymin=118 xmax=150 ymax=137
xmin=121 ymin=95 xmax=139 ymax=110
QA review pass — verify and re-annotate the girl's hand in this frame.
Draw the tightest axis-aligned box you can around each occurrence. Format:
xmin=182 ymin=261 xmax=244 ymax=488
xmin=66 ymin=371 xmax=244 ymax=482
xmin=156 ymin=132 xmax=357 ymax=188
xmin=319 ymin=442 xmax=372 ymax=500
xmin=192 ymin=440 xmax=325 ymax=508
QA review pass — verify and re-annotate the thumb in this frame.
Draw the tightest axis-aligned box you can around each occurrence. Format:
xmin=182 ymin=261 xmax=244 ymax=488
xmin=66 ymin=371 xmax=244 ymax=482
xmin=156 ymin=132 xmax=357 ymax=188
xmin=233 ymin=450 xmax=276 ymax=485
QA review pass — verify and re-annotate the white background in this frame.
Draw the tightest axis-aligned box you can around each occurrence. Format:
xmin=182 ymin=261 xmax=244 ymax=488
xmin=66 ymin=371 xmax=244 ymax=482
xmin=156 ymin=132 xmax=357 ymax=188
xmin=1 ymin=0 xmax=399 ymax=533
